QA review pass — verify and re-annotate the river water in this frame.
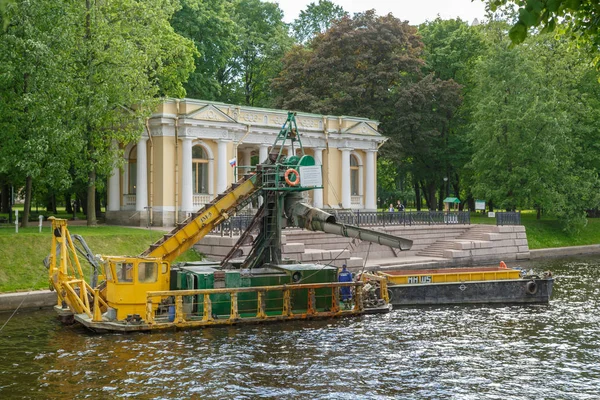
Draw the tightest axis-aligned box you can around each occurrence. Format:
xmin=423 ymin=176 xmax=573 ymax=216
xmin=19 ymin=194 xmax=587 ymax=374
xmin=1 ymin=256 xmax=599 ymax=399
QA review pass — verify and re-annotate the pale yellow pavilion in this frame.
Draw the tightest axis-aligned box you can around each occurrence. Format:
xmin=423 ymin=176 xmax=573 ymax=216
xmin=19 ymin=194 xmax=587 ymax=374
xmin=106 ymin=98 xmax=387 ymax=227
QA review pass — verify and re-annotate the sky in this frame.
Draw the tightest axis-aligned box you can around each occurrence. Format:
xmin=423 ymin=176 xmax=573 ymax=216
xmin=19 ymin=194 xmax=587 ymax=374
xmin=270 ymin=0 xmax=488 ymax=25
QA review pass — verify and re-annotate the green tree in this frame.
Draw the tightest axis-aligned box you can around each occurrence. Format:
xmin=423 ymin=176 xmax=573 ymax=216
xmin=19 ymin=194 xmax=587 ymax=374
xmin=468 ymin=26 xmax=600 ymax=232
xmin=273 ymin=10 xmax=424 ymax=118
xmin=220 ymin=0 xmax=292 ymax=107
xmin=488 ymin=0 xmax=600 ymax=48
xmin=171 ymin=0 xmax=237 ymax=100
xmin=291 ymin=0 xmax=347 ymax=44
xmin=383 ymin=74 xmax=463 ymax=210
xmin=418 ymin=18 xmax=487 ymax=210
xmin=0 ymin=1 xmax=78 ymax=226
xmin=0 ymin=0 xmax=14 ymax=29
xmin=64 ymin=0 xmax=196 ymax=225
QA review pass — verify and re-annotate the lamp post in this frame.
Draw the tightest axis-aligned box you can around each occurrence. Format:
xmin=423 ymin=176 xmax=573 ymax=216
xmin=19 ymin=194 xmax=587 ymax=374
xmin=443 ymin=176 xmax=449 ymax=197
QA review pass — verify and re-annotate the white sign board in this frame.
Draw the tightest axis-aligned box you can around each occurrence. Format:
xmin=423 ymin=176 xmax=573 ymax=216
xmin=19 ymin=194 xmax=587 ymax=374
xmin=299 ymin=166 xmax=322 ymax=187
xmin=488 ymin=212 xmax=495 ymax=218
xmin=475 ymin=200 xmax=486 ymax=210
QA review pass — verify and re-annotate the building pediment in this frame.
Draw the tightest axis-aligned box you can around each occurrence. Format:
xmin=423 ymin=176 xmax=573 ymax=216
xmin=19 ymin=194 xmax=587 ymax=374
xmin=343 ymin=122 xmax=380 ymax=136
xmin=186 ymin=104 xmax=236 ymax=123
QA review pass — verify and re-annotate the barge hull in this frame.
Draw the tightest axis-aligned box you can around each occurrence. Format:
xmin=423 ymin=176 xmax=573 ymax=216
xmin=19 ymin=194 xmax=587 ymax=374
xmin=388 ymin=278 xmax=553 ymax=306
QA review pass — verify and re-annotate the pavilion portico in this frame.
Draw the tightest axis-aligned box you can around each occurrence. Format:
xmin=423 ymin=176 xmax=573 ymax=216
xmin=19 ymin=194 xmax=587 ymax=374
xmin=106 ymin=98 xmax=386 ymax=227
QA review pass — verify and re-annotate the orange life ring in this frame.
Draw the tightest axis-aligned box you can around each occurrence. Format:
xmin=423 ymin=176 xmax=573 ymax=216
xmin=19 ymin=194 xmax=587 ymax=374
xmin=284 ymin=168 xmax=300 ymax=186
xmin=499 ymin=261 xmax=508 ymax=269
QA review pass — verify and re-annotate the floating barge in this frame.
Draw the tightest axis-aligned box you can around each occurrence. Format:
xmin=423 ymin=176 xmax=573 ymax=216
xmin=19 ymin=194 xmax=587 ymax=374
xmin=375 ymin=264 xmax=553 ymax=306
xmin=65 ymin=263 xmax=388 ymax=333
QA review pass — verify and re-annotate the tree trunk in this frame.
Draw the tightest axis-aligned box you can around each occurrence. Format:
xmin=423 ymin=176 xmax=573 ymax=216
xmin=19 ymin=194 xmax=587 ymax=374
xmin=21 ymin=176 xmax=32 ymax=228
xmin=420 ymin=183 xmax=429 ymax=209
xmin=466 ymin=193 xmax=475 ymax=212
xmin=422 ymin=182 xmax=436 ymax=210
xmin=414 ymin=182 xmax=421 ymax=211
xmin=1 ymin=184 xmax=9 ymax=213
xmin=45 ymin=194 xmax=57 ymax=213
xmin=87 ymin=169 xmax=97 ymax=226
xmin=95 ymin=190 xmax=102 ymax=216
xmin=65 ymin=193 xmax=72 ymax=214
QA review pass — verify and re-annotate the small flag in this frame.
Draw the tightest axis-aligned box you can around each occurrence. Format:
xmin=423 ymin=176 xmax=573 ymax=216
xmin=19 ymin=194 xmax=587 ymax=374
xmin=229 ymin=157 xmax=237 ymax=167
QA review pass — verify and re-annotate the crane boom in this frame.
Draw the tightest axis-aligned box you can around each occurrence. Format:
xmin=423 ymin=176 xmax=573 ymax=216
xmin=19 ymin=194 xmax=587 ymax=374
xmin=142 ymin=174 xmax=260 ymax=262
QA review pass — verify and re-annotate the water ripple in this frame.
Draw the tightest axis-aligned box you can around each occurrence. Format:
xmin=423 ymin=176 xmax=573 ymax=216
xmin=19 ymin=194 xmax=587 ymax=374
xmin=1 ymin=256 xmax=599 ymax=399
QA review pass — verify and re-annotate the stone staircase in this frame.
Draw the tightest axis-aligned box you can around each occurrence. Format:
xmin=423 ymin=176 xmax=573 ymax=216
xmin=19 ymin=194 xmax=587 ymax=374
xmin=457 ymin=224 xmax=496 ymax=240
xmin=416 ymin=225 xmax=496 ymax=258
xmin=193 ymin=224 xmax=531 ymax=269
xmin=416 ymin=224 xmax=529 ymax=265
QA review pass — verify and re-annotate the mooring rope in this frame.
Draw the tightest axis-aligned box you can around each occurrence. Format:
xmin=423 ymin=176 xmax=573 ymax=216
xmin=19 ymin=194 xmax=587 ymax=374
xmin=0 ymin=268 xmax=48 ymax=333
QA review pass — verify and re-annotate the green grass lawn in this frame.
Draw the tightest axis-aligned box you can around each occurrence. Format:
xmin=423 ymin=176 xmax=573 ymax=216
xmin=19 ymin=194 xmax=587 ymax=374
xmin=470 ymin=210 xmax=600 ymax=249
xmin=0 ymin=224 xmax=202 ymax=292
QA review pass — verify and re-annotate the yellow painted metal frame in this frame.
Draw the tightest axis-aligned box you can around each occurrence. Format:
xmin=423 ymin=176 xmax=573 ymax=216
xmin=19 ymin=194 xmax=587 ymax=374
xmin=142 ymin=282 xmax=365 ymax=330
xmin=379 ymin=269 xmax=521 ymax=285
xmin=47 ymin=217 xmax=108 ymax=319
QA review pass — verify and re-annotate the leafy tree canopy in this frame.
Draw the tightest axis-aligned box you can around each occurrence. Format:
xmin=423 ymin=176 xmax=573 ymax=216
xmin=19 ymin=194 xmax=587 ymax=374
xmin=273 ymin=10 xmax=424 ymax=118
xmin=171 ymin=0 xmax=237 ymax=100
xmin=468 ymin=22 xmax=600 ymax=232
xmin=488 ymin=0 xmax=600 ymax=56
xmin=291 ymin=0 xmax=348 ymax=44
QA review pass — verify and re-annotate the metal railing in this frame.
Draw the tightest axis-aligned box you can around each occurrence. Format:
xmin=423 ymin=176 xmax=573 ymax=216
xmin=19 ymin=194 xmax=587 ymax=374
xmin=207 ymin=210 xmax=521 ymax=236
xmin=145 ymin=281 xmax=365 ymax=329
xmin=326 ymin=210 xmax=471 ymax=227
xmin=213 ymin=213 xmax=256 ymax=236
xmin=496 ymin=211 xmax=521 ymax=225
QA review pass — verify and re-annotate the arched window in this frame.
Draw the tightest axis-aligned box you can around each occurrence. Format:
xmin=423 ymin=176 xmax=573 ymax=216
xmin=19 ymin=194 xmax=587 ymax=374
xmin=192 ymin=145 xmax=209 ymax=194
xmin=350 ymin=155 xmax=360 ymax=196
xmin=128 ymin=146 xmax=137 ymax=194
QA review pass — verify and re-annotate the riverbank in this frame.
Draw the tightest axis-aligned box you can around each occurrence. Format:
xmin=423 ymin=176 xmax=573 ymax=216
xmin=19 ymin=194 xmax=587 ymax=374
xmin=2 ymin=244 xmax=599 ymax=313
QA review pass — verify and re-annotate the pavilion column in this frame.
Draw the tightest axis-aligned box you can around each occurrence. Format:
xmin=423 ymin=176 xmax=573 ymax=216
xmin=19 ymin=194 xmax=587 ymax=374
xmin=208 ymin=156 xmax=214 ymax=196
xmin=181 ymin=137 xmax=193 ymax=213
xmin=242 ymin=148 xmax=253 ymax=175
xmin=217 ymin=139 xmax=229 ymax=194
xmin=259 ymin=144 xmax=269 ymax=164
xmin=107 ymin=165 xmax=120 ymax=211
xmin=135 ymin=137 xmax=148 ymax=212
xmin=313 ymin=147 xmax=324 ymax=208
xmin=258 ymin=144 xmax=270 ymax=207
xmin=365 ymin=150 xmax=377 ymax=211
xmin=341 ymin=148 xmax=351 ymax=209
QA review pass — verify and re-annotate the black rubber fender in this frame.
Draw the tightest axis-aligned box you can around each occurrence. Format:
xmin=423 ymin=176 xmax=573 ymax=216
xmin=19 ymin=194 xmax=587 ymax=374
xmin=292 ymin=271 xmax=302 ymax=283
xmin=526 ymin=280 xmax=538 ymax=295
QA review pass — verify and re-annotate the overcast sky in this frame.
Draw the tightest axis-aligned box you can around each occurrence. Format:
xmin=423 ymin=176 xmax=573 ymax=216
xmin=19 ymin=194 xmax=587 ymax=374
xmin=269 ymin=0 xmax=488 ymax=25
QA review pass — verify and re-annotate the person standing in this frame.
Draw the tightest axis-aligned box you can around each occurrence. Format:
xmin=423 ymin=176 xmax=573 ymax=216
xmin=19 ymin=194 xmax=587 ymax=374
xmin=338 ymin=264 xmax=353 ymax=308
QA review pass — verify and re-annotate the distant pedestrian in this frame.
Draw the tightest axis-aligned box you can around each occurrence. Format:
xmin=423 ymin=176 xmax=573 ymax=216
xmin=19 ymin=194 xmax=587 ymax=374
xmin=388 ymin=203 xmax=394 ymax=212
